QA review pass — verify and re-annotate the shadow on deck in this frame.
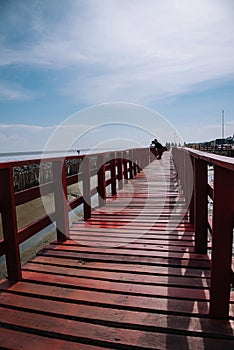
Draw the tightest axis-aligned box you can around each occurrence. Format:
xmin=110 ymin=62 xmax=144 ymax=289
xmin=0 ymin=153 xmax=233 ymax=349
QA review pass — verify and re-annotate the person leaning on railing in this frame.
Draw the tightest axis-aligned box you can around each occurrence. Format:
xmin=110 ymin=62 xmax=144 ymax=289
xmin=151 ymin=139 xmax=164 ymax=159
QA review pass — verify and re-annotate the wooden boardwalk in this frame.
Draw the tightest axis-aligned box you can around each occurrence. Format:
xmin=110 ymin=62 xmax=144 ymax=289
xmin=0 ymin=152 xmax=234 ymax=349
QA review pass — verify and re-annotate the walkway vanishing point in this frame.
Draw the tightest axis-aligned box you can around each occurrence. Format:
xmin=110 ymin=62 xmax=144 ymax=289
xmin=0 ymin=148 xmax=234 ymax=349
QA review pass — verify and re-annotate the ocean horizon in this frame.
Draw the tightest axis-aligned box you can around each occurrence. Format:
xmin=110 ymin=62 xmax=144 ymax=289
xmin=0 ymin=147 xmax=128 ymax=162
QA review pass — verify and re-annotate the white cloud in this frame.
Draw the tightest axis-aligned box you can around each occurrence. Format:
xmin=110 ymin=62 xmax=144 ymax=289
xmin=0 ymin=0 xmax=234 ymax=103
xmin=0 ymin=81 xmax=36 ymax=101
xmin=0 ymin=123 xmax=101 ymax=153
xmin=0 ymin=124 xmax=55 ymax=152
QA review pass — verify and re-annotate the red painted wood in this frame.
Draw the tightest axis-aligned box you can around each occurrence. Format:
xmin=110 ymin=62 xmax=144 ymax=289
xmin=23 ymin=262 xmax=210 ymax=288
xmin=30 ymin=255 xmax=211 ymax=278
xmin=194 ymin=158 xmax=208 ymax=253
xmin=128 ymin=153 xmax=133 ymax=179
xmin=1 ymin=149 xmax=234 ymax=348
xmin=39 ymin=248 xmax=210 ymax=269
xmin=97 ymin=154 xmax=106 ymax=207
xmin=209 ymin=165 xmax=234 ymax=319
xmin=0 ymin=328 xmax=107 ymax=350
xmin=123 ymin=151 xmax=128 ymax=183
xmin=21 ymin=270 xmax=210 ymax=300
xmin=82 ymin=156 xmax=91 ymax=220
xmin=17 ymin=212 xmax=55 ymax=244
xmin=110 ymin=158 xmax=117 ymax=196
xmin=0 ymin=152 xmax=233 ymax=347
xmin=184 ymin=147 xmax=234 ymax=171
xmin=0 ymin=281 xmax=210 ymax=315
xmin=104 ymin=178 xmax=111 ymax=188
xmin=116 ymin=151 xmax=123 ymax=189
xmin=15 ymin=181 xmax=53 ymax=206
xmin=132 ymin=149 xmax=137 ymax=176
xmin=2 ymin=292 xmax=234 ymax=339
xmin=173 ymin=147 xmax=234 ymax=319
xmin=69 ymin=195 xmax=84 ymax=210
xmin=2 ymin=305 xmax=233 ymax=349
xmin=0 ymin=168 xmax=22 ymax=281
xmin=53 ymin=160 xmax=69 ymax=242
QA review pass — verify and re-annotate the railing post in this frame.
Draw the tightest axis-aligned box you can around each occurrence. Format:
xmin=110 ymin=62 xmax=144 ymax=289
xmin=209 ymin=165 xmax=234 ymax=319
xmin=123 ymin=151 xmax=128 ymax=184
xmin=97 ymin=154 xmax=106 ymax=207
xmin=53 ymin=160 xmax=69 ymax=242
xmin=133 ymin=149 xmax=137 ymax=176
xmin=117 ymin=151 xmax=123 ymax=190
xmin=0 ymin=168 xmax=22 ymax=281
xmin=193 ymin=158 xmax=208 ymax=253
xmin=129 ymin=150 xmax=133 ymax=179
xmin=136 ymin=149 xmax=141 ymax=173
xmin=188 ymin=153 xmax=195 ymax=225
xmin=110 ymin=156 xmax=117 ymax=196
xmin=189 ymin=191 xmax=194 ymax=224
xmin=82 ymin=156 xmax=91 ymax=220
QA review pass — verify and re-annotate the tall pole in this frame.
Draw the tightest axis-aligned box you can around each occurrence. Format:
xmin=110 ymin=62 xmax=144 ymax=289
xmin=222 ymin=109 xmax=224 ymax=140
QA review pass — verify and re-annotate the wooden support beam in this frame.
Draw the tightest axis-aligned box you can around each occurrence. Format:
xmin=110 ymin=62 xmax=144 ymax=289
xmin=110 ymin=158 xmax=117 ymax=196
xmin=117 ymin=152 xmax=123 ymax=190
xmin=82 ymin=157 xmax=91 ymax=220
xmin=53 ymin=160 xmax=69 ymax=242
xmin=194 ymin=158 xmax=208 ymax=253
xmin=209 ymin=165 xmax=234 ymax=319
xmin=0 ymin=168 xmax=22 ymax=281
xmin=123 ymin=151 xmax=128 ymax=184
xmin=97 ymin=154 xmax=106 ymax=207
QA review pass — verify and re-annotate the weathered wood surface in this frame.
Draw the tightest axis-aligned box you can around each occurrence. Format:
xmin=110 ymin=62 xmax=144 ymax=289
xmin=0 ymin=152 xmax=233 ymax=349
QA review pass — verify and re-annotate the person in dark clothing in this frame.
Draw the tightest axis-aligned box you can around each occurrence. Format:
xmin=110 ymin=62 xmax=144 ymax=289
xmin=152 ymin=139 xmax=163 ymax=159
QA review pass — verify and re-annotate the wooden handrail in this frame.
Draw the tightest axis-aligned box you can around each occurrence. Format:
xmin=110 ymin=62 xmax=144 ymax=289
xmin=172 ymin=147 xmax=234 ymax=319
xmin=0 ymin=148 xmax=152 ymax=282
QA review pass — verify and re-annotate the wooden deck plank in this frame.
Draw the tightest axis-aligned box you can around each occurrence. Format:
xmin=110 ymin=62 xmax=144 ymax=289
xmin=0 ymin=328 xmax=111 ymax=350
xmin=0 ymin=280 xmax=210 ymax=315
xmin=0 ymin=153 xmax=233 ymax=349
xmin=29 ymin=256 xmax=211 ymax=278
xmin=20 ymin=270 xmax=210 ymax=300
xmin=0 ymin=293 xmax=233 ymax=340
xmin=38 ymin=249 xmax=211 ymax=269
xmin=42 ymin=242 xmax=210 ymax=261
xmin=1 ymin=306 xmax=234 ymax=350
xmin=22 ymin=262 xmax=210 ymax=288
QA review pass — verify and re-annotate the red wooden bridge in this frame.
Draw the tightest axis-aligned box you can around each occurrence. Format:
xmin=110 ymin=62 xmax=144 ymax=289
xmin=0 ymin=148 xmax=233 ymax=349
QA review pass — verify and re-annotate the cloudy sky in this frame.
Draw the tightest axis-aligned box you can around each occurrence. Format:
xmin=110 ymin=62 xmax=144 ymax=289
xmin=0 ymin=0 xmax=234 ymax=152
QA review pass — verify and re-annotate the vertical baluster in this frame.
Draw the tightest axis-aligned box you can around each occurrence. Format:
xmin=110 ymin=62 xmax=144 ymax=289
xmin=83 ymin=157 xmax=91 ymax=220
xmin=194 ymin=158 xmax=208 ymax=253
xmin=133 ymin=149 xmax=137 ymax=176
xmin=123 ymin=151 xmax=128 ymax=184
xmin=128 ymin=150 xmax=133 ymax=179
xmin=53 ymin=160 xmax=69 ymax=242
xmin=189 ymin=156 xmax=195 ymax=225
xmin=209 ymin=165 xmax=234 ymax=319
xmin=117 ymin=151 xmax=123 ymax=190
xmin=97 ymin=154 xmax=106 ymax=207
xmin=0 ymin=167 xmax=22 ymax=281
xmin=110 ymin=154 xmax=117 ymax=196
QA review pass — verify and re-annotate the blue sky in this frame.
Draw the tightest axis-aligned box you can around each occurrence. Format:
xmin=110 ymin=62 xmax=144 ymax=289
xmin=0 ymin=0 xmax=234 ymax=152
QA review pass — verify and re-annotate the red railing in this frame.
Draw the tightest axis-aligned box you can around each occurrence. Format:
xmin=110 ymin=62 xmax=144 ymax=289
xmin=0 ymin=148 xmax=151 ymax=282
xmin=172 ymin=147 xmax=234 ymax=319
